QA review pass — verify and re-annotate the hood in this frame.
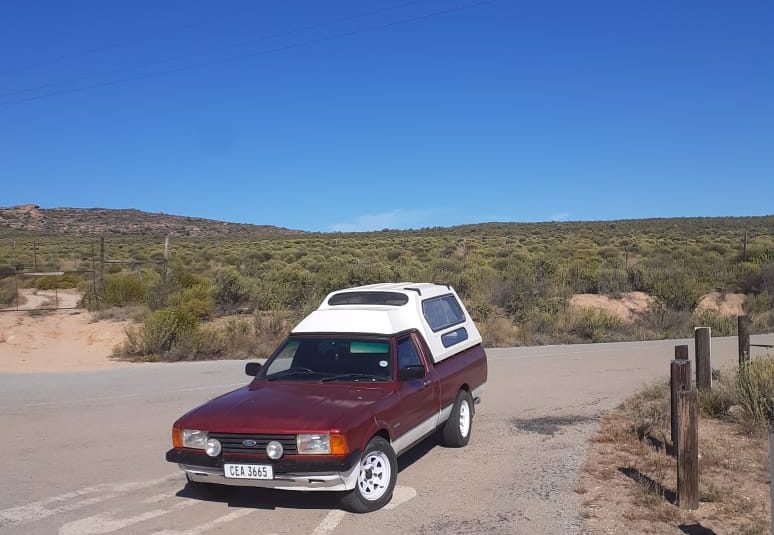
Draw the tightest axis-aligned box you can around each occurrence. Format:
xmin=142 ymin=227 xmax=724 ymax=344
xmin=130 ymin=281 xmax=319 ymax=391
xmin=177 ymin=380 xmax=394 ymax=434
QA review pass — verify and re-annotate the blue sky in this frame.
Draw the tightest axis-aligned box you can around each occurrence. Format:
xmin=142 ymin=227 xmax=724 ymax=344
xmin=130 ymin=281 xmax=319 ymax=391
xmin=1 ymin=1 xmax=772 ymax=231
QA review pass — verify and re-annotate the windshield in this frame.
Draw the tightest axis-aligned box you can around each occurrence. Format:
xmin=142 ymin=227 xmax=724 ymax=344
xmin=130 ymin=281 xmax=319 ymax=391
xmin=263 ymin=337 xmax=393 ymax=382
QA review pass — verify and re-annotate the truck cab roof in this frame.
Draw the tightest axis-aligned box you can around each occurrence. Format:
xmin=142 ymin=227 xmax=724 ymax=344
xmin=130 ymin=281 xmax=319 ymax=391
xmin=291 ymin=282 xmax=483 ymax=363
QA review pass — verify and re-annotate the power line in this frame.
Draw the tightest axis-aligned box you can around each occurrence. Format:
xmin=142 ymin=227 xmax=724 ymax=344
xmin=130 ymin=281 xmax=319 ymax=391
xmin=0 ymin=0 xmax=495 ymax=109
xmin=0 ymin=0 xmax=432 ymax=99
xmin=0 ymin=2 xmax=284 ymax=77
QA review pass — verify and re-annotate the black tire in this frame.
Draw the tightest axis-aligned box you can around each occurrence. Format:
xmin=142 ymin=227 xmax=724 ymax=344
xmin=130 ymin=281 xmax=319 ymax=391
xmin=340 ymin=436 xmax=397 ymax=513
xmin=441 ymin=389 xmax=474 ymax=448
xmin=185 ymin=474 xmax=233 ymax=498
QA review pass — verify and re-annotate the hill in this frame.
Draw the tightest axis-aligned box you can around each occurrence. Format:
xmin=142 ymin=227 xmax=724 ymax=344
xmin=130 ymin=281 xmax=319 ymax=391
xmin=0 ymin=204 xmax=302 ymax=238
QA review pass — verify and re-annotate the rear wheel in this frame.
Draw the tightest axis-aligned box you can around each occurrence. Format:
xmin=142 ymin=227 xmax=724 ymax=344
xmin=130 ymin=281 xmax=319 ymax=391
xmin=340 ymin=436 xmax=397 ymax=513
xmin=441 ymin=389 xmax=473 ymax=447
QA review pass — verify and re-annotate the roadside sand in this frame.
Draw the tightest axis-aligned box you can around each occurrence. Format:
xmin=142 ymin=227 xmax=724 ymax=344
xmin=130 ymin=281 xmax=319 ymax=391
xmin=0 ymin=289 xmax=131 ymax=373
xmin=569 ymin=291 xmax=653 ymax=322
xmin=696 ymin=291 xmax=746 ymax=317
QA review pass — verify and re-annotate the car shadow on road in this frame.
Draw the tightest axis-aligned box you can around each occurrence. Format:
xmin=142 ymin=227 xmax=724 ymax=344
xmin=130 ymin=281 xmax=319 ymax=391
xmin=398 ymin=431 xmax=441 ymax=473
xmin=177 ymin=483 xmax=343 ymax=511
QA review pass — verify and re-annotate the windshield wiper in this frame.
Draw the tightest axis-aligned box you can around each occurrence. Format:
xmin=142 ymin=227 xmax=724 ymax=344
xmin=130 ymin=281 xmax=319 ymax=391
xmin=266 ymin=368 xmax=318 ymax=381
xmin=320 ymin=373 xmax=386 ymax=383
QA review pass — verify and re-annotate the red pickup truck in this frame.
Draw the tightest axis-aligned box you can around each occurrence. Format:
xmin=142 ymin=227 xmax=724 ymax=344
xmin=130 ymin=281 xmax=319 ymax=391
xmin=167 ymin=283 xmax=487 ymax=512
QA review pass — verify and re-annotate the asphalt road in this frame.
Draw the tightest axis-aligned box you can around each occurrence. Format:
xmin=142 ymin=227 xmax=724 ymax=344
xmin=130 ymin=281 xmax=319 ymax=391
xmin=2 ymin=334 xmax=773 ymax=535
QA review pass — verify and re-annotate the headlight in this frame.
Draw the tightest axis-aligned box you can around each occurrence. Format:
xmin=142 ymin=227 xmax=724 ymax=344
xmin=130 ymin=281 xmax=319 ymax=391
xmin=205 ymin=438 xmax=221 ymax=457
xmin=266 ymin=440 xmax=284 ymax=459
xmin=297 ymin=433 xmax=330 ymax=455
xmin=183 ymin=429 xmax=208 ymax=449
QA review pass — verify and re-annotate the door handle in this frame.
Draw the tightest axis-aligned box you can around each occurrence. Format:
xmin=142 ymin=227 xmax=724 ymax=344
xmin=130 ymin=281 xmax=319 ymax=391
xmin=421 ymin=380 xmax=432 ymax=390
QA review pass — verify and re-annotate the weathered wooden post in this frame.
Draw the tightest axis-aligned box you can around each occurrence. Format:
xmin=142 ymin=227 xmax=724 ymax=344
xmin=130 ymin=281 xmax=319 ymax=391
xmin=163 ymin=235 xmax=170 ymax=286
xmin=770 ymin=432 xmax=774 ymax=535
xmin=98 ymin=236 xmax=105 ymax=300
xmin=695 ymin=327 xmax=712 ymax=390
xmin=670 ymin=345 xmax=691 ymax=453
xmin=738 ymin=315 xmax=751 ymax=366
xmin=677 ymin=388 xmax=699 ymax=510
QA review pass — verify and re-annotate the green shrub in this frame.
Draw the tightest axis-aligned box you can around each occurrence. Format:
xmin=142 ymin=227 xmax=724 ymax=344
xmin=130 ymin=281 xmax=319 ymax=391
xmin=214 ymin=266 xmax=254 ymax=312
xmin=104 ymin=273 xmax=148 ymax=306
xmin=169 ymin=281 xmax=215 ymax=319
xmin=745 ymin=292 xmax=772 ymax=315
xmin=121 ymin=308 xmax=198 ymax=359
xmin=736 ymin=357 xmax=774 ymax=433
xmin=648 ymin=270 xmax=702 ymax=311
xmin=0 ymin=278 xmax=16 ymax=306
xmin=33 ymin=274 xmax=81 ymax=290
xmin=694 ymin=311 xmax=737 ymax=336
xmin=697 ymin=370 xmax=737 ymax=417
xmin=568 ymin=309 xmax=621 ymax=342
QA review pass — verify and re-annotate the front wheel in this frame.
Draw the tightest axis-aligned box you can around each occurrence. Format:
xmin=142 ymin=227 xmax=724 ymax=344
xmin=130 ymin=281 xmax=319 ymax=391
xmin=340 ymin=436 xmax=397 ymax=513
xmin=441 ymin=389 xmax=473 ymax=447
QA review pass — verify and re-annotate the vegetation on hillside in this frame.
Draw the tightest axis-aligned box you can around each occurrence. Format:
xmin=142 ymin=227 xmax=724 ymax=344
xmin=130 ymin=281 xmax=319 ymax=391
xmin=1 ymin=216 xmax=773 ymax=361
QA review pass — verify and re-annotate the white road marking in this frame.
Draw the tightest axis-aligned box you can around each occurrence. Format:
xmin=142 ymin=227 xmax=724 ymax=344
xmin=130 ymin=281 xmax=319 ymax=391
xmin=59 ymin=500 xmax=195 ymax=535
xmin=152 ymin=509 xmax=255 ymax=535
xmin=311 ymin=510 xmax=346 ymax=535
xmin=14 ymin=383 xmax=245 ymax=409
xmin=309 ymin=485 xmax=416 ymax=535
xmin=0 ymin=473 xmax=179 ymax=526
xmin=383 ymin=485 xmax=417 ymax=510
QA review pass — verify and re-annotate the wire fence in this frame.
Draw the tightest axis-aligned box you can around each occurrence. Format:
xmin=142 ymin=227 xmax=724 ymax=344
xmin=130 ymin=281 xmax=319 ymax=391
xmin=0 ymin=236 xmax=169 ymax=312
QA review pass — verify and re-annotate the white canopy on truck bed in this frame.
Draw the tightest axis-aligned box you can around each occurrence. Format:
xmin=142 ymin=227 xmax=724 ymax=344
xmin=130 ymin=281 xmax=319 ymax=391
xmin=292 ymin=282 xmax=483 ymax=364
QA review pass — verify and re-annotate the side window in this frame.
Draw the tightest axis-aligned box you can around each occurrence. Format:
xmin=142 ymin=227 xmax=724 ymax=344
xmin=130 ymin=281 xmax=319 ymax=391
xmin=397 ymin=337 xmax=424 ymax=371
xmin=422 ymin=294 xmax=466 ymax=332
xmin=441 ymin=327 xmax=468 ymax=348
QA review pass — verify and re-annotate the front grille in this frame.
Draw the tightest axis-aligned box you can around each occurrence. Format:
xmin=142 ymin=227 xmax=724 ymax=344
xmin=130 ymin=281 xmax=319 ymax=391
xmin=209 ymin=433 xmax=298 ymax=455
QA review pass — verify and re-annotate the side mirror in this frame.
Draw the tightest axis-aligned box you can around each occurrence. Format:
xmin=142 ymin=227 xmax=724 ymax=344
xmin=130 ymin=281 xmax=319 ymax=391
xmin=245 ymin=362 xmax=262 ymax=376
xmin=398 ymin=365 xmax=425 ymax=381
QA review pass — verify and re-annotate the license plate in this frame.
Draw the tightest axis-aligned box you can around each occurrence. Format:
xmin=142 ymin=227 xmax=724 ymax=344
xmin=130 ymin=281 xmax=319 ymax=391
xmin=223 ymin=464 xmax=273 ymax=480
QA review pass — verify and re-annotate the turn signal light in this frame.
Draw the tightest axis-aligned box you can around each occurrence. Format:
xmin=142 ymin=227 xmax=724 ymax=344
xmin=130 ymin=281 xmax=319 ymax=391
xmin=330 ymin=433 xmax=349 ymax=455
xmin=172 ymin=427 xmax=183 ymax=448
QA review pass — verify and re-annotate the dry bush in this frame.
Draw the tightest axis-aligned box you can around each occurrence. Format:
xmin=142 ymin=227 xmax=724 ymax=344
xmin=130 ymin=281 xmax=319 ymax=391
xmin=697 ymin=369 xmax=738 ymax=418
xmin=478 ymin=316 xmax=522 ymax=347
xmin=90 ymin=305 xmax=148 ymax=323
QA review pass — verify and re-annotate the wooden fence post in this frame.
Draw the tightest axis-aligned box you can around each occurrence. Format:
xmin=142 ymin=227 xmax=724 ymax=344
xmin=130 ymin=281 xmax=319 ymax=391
xmin=770 ymin=432 xmax=774 ymax=535
xmin=695 ymin=327 xmax=712 ymax=390
xmin=670 ymin=348 xmax=691 ymax=453
xmin=739 ymin=315 xmax=751 ymax=366
xmin=678 ymin=388 xmax=699 ymax=510
xmin=675 ymin=345 xmax=689 ymax=361
xmin=98 ymin=236 xmax=105 ymax=300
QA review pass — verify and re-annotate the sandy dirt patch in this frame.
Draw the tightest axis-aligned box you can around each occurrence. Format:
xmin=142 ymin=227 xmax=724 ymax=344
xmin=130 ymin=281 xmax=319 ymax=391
xmin=569 ymin=291 xmax=654 ymax=322
xmin=0 ymin=290 xmax=132 ymax=372
xmin=696 ymin=291 xmax=746 ymax=317
xmin=1 ymin=288 xmax=81 ymax=311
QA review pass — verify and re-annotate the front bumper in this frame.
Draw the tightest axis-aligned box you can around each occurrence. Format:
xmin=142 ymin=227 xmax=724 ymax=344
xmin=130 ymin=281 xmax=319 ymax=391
xmin=166 ymin=448 xmax=361 ymax=492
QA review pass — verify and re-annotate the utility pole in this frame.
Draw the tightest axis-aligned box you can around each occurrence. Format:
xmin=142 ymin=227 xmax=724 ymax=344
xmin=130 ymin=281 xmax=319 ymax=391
xmin=12 ymin=240 xmax=18 ymax=310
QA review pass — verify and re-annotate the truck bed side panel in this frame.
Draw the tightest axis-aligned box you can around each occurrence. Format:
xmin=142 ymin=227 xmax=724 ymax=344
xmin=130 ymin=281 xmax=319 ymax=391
xmin=433 ymin=343 xmax=487 ymax=415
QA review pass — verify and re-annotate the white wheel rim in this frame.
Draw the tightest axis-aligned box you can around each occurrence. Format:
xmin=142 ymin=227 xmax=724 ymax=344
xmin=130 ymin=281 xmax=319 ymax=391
xmin=459 ymin=400 xmax=471 ymax=437
xmin=357 ymin=451 xmax=391 ymax=501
